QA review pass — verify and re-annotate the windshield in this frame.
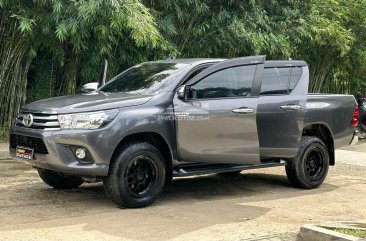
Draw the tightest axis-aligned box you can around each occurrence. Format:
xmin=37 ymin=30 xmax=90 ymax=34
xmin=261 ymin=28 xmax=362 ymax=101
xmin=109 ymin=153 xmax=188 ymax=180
xmin=100 ymin=62 xmax=189 ymax=94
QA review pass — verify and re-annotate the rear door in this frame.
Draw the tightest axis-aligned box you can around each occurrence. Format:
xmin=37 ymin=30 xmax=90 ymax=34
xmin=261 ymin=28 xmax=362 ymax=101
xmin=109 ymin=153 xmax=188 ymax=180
xmin=173 ymin=56 xmax=265 ymax=165
xmin=256 ymin=63 xmax=308 ymax=158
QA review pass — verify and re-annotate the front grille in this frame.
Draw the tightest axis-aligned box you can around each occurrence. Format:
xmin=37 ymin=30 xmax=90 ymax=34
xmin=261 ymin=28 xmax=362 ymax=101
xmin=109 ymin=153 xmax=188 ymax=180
xmin=15 ymin=112 xmax=60 ymax=130
xmin=10 ymin=134 xmax=48 ymax=154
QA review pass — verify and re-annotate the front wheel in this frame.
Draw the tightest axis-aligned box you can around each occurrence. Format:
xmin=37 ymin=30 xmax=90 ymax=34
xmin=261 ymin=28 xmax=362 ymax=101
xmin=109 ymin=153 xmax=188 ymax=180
xmin=285 ymin=136 xmax=329 ymax=189
xmin=37 ymin=169 xmax=84 ymax=189
xmin=104 ymin=142 xmax=166 ymax=208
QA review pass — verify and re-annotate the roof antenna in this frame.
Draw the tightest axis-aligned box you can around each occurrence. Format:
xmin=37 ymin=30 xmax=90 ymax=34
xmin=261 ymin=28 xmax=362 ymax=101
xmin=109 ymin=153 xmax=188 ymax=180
xmin=98 ymin=59 xmax=108 ymax=87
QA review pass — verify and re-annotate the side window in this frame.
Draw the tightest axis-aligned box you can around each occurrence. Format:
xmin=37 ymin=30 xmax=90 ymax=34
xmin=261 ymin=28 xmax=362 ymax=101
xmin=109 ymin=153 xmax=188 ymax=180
xmin=260 ymin=67 xmax=303 ymax=95
xmin=260 ymin=67 xmax=290 ymax=95
xmin=189 ymin=65 xmax=256 ymax=99
xmin=289 ymin=67 xmax=302 ymax=91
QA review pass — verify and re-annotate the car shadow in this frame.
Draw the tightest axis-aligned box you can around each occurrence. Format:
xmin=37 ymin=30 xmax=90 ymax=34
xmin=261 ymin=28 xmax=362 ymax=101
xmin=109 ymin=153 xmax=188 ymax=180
xmin=70 ymin=170 xmax=337 ymax=207
xmin=160 ymin=171 xmax=337 ymax=204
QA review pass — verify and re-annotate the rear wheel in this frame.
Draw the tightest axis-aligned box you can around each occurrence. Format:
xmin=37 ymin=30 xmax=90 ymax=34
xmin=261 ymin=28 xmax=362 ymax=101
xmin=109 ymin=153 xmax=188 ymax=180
xmin=285 ymin=136 xmax=329 ymax=189
xmin=37 ymin=169 xmax=84 ymax=189
xmin=104 ymin=142 xmax=166 ymax=208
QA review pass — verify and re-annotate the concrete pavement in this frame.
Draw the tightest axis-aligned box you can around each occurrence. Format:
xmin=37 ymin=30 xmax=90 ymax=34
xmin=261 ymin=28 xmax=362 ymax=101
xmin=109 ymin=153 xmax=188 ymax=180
xmin=0 ymin=141 xmax=365 ymax=240
xmin=338 ymin=140 xmax=366 ymax=166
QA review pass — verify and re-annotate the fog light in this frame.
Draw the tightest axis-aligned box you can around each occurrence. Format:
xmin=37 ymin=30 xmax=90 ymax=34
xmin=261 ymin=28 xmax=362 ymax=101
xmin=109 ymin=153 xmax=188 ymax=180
xmin=75 ymin=148 xmax=86 ymax=159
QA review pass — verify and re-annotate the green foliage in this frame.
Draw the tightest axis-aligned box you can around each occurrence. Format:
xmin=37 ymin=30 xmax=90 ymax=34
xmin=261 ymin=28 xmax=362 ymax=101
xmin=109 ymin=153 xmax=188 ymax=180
xmin=1 ymin=0 xmax=366 ymax=141
xmin=145 ymin=0 xmax=366 ymax=94
xmin=323 ymin=227 xmax=366 ymax=238
xmin=0 ymin=0 xmax=170 ymax=140
xmin=27 ymin=53 xmax=56 ymax=103
xmin=0 ymin=125 xmax=9 ymax=142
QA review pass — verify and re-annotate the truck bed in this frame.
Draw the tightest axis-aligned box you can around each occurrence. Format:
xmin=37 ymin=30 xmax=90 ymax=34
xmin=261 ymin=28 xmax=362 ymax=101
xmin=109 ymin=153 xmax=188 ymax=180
xmin=305 ymin=94 xmax=356 ymax=148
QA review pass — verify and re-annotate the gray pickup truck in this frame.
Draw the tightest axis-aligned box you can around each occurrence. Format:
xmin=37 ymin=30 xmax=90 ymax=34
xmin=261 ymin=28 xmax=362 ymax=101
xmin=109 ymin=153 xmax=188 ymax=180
xmin=9 ymin=56 xmax=359 ymax=208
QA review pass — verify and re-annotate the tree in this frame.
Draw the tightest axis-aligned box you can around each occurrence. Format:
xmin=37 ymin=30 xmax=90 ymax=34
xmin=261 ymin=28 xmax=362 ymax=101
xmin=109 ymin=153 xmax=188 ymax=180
xmin=1 ymin=0 xmax=366 ymax=140
xmin=145 ymin=0 xmax=366 ymax=94
xmin=0 ymin=0 xmax=169 ymax=139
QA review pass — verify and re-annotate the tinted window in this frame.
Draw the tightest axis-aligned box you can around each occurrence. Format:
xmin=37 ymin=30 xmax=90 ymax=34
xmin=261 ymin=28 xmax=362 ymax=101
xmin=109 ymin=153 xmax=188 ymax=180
xmin=100 ymin=63 xmax=189 ymax=94
xmin=260 ymin=67 xmax=303 ymax=95
xmin=289 ymin=67 xmax=302 ymax=91
xmin=261 ymin=67 xmax=290 ymax=95
xmin=190 ymin=65 xmax=256 ymax=99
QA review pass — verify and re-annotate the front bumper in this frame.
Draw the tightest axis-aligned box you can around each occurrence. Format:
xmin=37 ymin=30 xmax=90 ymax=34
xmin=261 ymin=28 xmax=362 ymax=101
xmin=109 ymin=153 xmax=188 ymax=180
xmin=9 ymin=125 xmax=120 ymax=176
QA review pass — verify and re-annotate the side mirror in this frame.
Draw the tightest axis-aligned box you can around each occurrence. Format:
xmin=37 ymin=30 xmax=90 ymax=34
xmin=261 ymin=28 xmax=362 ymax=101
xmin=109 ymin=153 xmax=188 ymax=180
xmin=177 ymin=85 xmax=185 ymax=99
xmin=81 ymin=82 xmax=99 ymax=93
xmin=177 ymin=85 xmax=190 ymax=100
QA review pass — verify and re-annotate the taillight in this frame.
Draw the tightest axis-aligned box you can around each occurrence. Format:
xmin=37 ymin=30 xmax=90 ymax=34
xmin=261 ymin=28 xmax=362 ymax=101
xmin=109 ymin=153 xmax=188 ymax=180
xmin=351 ymin=103 xmax=359 ymax=127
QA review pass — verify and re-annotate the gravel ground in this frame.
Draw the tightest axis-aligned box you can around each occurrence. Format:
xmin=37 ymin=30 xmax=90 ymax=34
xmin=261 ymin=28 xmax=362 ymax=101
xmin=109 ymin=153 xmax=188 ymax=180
xmin=0 ymin=141 xmax=365 ymax=241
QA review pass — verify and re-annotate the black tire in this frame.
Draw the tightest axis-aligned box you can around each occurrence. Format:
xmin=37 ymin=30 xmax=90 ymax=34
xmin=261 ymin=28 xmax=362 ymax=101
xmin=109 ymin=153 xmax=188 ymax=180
xmin=104 ymin=142 xmax=166 ymax=208
xmin=37 ymin=169 xmax=84 ymax=189
xmin=285 ymin=136 xmax=329 ymax=189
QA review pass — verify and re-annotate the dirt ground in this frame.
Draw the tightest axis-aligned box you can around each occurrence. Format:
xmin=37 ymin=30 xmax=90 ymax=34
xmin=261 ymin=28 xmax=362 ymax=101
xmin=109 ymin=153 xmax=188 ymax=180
xmin=0 ymin=141 xmax=365 ymax=241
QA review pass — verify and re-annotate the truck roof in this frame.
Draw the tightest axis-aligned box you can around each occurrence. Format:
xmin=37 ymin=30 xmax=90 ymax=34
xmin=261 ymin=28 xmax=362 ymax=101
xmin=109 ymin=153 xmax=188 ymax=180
xmin=264 ymin=60 xmax=307 ymax=67
xmin=158 ymin=58 xmax=307 ymax=67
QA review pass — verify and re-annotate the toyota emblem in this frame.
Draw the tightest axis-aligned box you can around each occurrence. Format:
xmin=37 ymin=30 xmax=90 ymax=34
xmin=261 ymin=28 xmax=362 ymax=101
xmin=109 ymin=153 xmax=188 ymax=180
xmin=22 ymin=114 xmax=33 ymax=127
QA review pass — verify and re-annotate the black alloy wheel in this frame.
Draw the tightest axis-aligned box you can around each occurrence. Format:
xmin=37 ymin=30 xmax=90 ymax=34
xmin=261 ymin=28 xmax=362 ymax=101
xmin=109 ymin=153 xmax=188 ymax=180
xmin=303 ymin=147 xmax=326 ymax=182
xmin=125 ymin=155 xmax=158 ymax=198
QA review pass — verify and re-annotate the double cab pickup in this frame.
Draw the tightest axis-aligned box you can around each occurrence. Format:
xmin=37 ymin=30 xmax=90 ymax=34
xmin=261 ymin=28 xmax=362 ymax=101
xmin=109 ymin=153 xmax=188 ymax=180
xmin=10 ymin=56 xmax=359 ymax=208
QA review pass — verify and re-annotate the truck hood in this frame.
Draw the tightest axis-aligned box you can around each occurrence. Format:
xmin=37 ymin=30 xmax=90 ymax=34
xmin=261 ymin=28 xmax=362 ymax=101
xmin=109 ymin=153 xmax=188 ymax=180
xmin=21 ymin=92 xmax=153 ymax=114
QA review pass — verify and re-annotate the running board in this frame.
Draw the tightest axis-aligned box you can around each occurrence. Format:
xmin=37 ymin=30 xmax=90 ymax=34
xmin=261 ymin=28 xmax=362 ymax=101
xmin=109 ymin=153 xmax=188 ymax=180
xmin=173 ymin=160 xmax=287 ymax=177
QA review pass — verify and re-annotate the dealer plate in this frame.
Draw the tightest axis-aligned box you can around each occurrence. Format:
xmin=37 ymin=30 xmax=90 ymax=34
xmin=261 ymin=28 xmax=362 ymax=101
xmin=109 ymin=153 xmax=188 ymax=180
xmin=16 ymin=146 xmax=34 ymax=160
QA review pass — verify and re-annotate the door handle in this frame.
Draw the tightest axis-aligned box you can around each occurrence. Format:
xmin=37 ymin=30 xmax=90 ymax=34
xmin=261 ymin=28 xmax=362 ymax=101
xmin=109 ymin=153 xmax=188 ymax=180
xmin=232 ymin=108 xmax=254 ymax=114
xmin=280 ymin=104 xmax=301 ymax=111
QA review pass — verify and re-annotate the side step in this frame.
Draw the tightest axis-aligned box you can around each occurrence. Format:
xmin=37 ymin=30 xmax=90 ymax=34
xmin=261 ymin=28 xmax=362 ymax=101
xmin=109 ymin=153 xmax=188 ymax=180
xmin=172 ymin=160 xmax=287 ymax=177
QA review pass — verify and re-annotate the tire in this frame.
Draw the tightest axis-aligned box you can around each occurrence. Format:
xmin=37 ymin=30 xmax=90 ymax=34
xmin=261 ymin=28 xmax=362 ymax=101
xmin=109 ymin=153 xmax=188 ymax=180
xmin=285 ymin=136 xmax=329 ymax=189
xmin=104 ymin=142 xmax=166 ymax=208
xmin=37 ymin=169 xmax=84 ymax=189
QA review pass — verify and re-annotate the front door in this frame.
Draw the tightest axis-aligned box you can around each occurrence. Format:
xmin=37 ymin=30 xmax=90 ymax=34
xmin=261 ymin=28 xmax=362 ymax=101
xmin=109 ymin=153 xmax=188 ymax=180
xmin=173 ymin=56 xmax=265 ymax=165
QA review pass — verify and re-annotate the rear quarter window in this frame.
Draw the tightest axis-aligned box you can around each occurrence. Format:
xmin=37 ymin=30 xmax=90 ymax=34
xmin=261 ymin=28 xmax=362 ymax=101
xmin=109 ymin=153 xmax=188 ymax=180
xmin=260 ymin=67 xmax=302 ymax=95
xmin=289 ymin=67 xmax=302 ymax=92
xmin=261 ymin=67 xmax=290 ymax=95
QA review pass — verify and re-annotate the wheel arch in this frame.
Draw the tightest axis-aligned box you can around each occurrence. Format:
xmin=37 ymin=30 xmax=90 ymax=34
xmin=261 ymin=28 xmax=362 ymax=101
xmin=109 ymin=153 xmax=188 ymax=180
xmin=110 ymin=132 xmax=173 ymax=177
xmin=302 ymin=123 xmax=335 ymax=165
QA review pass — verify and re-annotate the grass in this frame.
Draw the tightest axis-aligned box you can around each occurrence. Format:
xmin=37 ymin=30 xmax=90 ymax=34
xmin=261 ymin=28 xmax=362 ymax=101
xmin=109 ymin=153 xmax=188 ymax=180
xmin=323 ymin=227 xmax=366 ymax=238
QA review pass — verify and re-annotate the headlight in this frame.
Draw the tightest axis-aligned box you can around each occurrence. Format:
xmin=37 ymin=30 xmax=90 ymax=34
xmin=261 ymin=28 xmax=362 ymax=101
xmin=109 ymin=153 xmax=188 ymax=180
xmin=58 ymin=109 xmax=119 ymax=129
